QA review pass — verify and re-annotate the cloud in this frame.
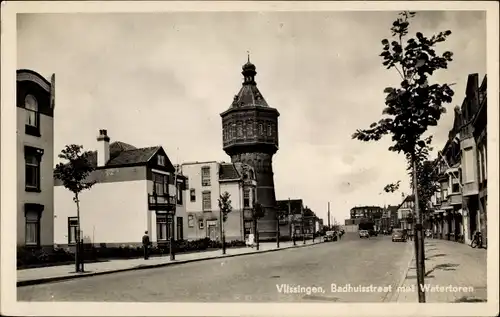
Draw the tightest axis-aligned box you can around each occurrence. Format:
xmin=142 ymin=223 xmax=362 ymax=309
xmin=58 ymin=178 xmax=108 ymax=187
xmin=17 ymin=10 xmax=486 ymax=222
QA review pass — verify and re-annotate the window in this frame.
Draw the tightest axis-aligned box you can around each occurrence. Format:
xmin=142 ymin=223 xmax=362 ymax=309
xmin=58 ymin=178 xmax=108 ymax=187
xmin=198 ymin=219 xmax=204 ymax=229
xmin=157 ymin=155 xmax=166 ymax=166
xmin=68 ymin=217 xmax=78 ymax=245
xmin=25 ymin=208 xmax=41 ymax=246
xmin=153 ymin=173 xmax=168 ymax=195
xmin=247 ymin=122 xmax=253 ymax=137
xmin=243 ymin=189 xmax=250 ymax=207
xmin=156 ymin=215 xmax=171 ymax=241
xmin=267 ymin=124 xmax=272 ymax=136
xmin=463 ymin=148 xmax=474 ymax=183
xmin=259 ymin=123 xmax=263 ymax=135
xmin=177 ymin=183 xmax=183 ymax=205
xmin=202 ymin=191 xmax=211 ymax=211
xmin=237 ymin=122 xmax=243 ymax=137
xmin=24 ymin=146 xmax=43 ymax=192
xmin=190 ymin=189 xmax=196 ymax=202
xmin=201 ymin=166 xmax=211 ymax=186
xmin=231 ymin=124 xmax=236 ymax=138
xmin=452 ymin=183 xmax=460 ymax=193
xmin=188 ymin=215 xmax=195 ymax=227
xmin=25 ymin=95 xmax=38 ymax=127
xmin=177 ymin=217 xmax=183 ymax=240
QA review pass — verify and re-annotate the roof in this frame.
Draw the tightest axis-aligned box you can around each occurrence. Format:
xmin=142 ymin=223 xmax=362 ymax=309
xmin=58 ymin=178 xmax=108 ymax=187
xmin=85 ymin=141 xmax=160 ymax=168
xmin=230 ymin=84 xmax=269 ymax=108
xmin=218 ymin=163 xmax=240 ymax=180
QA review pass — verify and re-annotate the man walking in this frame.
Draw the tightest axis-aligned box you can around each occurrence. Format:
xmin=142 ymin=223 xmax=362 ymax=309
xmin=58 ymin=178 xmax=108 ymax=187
xmin=142 ymin=231 xmax=150 ymax=260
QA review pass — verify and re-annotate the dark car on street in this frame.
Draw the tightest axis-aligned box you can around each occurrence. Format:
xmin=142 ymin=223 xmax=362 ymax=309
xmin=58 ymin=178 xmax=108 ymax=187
xmin=392 ymin=229 xmax=406 ymax=242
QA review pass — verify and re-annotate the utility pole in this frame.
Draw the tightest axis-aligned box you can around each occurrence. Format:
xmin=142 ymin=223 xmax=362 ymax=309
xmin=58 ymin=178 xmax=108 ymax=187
xmin=170 ymin=166 xmax=178 ymax=261
xmin=327 ymin=202 xmax=331 ymax=230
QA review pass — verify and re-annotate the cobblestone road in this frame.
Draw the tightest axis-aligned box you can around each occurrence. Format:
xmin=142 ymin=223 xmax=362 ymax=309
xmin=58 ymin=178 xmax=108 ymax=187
xmin=18 ymin=234 xmax=412 ymax=302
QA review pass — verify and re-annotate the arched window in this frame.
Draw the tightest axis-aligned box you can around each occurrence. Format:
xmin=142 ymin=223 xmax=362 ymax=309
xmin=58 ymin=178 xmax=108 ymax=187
xmin=247 ymin=122 xmax=253 ymax=137
xmin=237 ymin=122 xmax=243 ymax=137
xmin=259 ymin=123 xmax=263 ymax=136
xmin=25 ymin=95 xmax=38 ymax=128
xmin=267 ymin=124 xmax=272 ymax=137
xmin=232 ymin=124 xmax=236 ymax=138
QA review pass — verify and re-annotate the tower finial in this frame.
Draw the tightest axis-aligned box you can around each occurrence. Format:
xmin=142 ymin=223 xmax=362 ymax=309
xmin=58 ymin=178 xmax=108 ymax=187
xmin=247 ymin=51 xmax=250 ymax=63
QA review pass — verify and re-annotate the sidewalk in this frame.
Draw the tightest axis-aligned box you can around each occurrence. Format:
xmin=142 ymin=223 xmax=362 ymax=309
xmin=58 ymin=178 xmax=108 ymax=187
xmin=18 ymin=240 xmax=323 ymax=286
xmin=393 ymin=238 xmax=487 ymax=303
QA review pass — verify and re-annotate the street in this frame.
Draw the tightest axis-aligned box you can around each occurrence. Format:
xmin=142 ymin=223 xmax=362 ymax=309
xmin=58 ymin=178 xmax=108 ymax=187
xmin=18 ymin=234 xmax=413 ymax=302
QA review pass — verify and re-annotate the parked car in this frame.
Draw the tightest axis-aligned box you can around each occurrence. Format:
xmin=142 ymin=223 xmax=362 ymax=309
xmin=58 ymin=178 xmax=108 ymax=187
xmin=369 ymin=229 xmax=378 ymax=237
xmin=324 ymin=231 xmax=337 ymax=242
xmin=359 ymin=230 xmax=369 ymax=238
xmin=392 ymin=229 xmax=406 ymax=242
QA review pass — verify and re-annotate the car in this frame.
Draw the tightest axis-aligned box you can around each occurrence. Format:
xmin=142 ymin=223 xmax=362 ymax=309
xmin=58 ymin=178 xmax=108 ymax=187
xmin=369 ymin=229 xmax=378 ymax=237
xmin=359 ymin=230 xmax=369 ymax=238
xmin=392 ymin=229 xmax=406 ymax=242
xmin=324 ymin=231 xmax=337 ymax=242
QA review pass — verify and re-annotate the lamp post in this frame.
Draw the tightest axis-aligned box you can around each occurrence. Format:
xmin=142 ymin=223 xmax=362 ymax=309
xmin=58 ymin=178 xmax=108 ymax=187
xmin=170 ymin=170 xmax=178 ymax=261
xmin=276 ymin=207 xmax=281 ymax=249
xmin=301 ymin=204 xmax=306 ymax=245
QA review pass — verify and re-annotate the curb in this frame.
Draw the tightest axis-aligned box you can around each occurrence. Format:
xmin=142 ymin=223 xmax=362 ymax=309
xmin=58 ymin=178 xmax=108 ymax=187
xmin=17 ymin=241 xmax=323 ymax=287
xmin=384 ymin=241 xmax=415 ymax=302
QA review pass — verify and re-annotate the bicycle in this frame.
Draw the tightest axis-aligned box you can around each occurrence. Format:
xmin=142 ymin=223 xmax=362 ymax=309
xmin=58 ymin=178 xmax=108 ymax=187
xmin=470 ymin=231 xmax=483 ymax=248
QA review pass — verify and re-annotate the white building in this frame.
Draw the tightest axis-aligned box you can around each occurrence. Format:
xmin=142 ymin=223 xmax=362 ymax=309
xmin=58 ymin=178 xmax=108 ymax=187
xmin=181 ymin=161 xmax=257 ymax=241
xmin=17 ymin=69 xmax=55 ymax=249
xmin=54 ymin=129 xmax=188 ymax=247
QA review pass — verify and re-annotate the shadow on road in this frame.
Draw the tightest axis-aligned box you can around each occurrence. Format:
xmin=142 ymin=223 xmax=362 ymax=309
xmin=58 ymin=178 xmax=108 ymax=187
xmin=425 ymin=263 xmax=459 ymax=276
xmin=425 ymin=253 xmax=446 ymax=260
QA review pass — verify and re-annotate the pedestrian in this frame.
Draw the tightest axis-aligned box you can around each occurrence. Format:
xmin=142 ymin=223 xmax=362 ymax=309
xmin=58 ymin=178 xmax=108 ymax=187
xmin=142 ymin=230 xmax=150 ymax=260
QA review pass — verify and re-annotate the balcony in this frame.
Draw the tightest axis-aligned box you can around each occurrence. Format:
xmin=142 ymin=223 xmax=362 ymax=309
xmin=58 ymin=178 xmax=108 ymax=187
xmin=148 ymin=194 xmax=176 ymax=211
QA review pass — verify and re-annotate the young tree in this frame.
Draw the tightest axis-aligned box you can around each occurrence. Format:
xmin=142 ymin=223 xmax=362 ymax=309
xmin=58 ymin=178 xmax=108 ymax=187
xmin=352 ymin=11 xmax=455 ymax=303
xmin=252 ymin=201 xmax=265 ymax=250
xmin=54 ymin=144 xmax=96 ymax=272
xmin=218 ymin=191 xmax=233 ymax=255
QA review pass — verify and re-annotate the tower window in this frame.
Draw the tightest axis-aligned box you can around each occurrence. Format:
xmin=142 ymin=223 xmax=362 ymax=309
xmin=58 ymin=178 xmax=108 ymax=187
xmin=259 ymin=123 xmax=263 ymax=135
xmin=267 ymin=124 xmax=272 ymax=136
xmin=237 ymin=122 xmax=243 ymax=137
xmin=247 ymin=122 xmax=253 ymax=137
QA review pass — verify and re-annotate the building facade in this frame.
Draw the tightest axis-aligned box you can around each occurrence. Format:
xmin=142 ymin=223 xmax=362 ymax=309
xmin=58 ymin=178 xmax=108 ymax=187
xmin=473 ymin=76 xmax=487 ymax=246
xmin=349 ymin=206 xmax=383 ymax=220
xmin=17 ymin=69 xmax=55 ymax=249
xmin=430 ymin=73 xmax=487 ymax=244
xmin=54 ymin=130 xmax=188 ymax=247
xmin=181 ymin=161 xmax=257 ymax=241
xmin=397 ymin=195 xmax=415 ymax=231
xmin=220 ymin=57 xmax=280 ymax=240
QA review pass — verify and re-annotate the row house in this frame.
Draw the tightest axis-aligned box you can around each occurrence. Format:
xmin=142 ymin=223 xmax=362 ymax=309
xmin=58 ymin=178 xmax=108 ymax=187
xmin=54 ymin=130 xmax=188 ymax=248
xmin=397 ymin=195 xmax=415 ymax=231
xmin=472 ymin=76 xmax=487 ymax=246
xmin=276 ymin=199 xmax=319 ymax=238
xmin=181 ymin=161 xmax=257 ymax=242
xmin=17 ymin=69 xmax=56 ymax=250
xmin=430 ymin=73 xmax=487 ymax=245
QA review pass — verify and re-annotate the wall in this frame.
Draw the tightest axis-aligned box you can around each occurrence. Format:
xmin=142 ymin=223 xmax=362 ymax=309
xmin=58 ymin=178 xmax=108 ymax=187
xmin=17 ymin=107 xmax=54 ymax=247
xmin=54 ymin=179 xmax=148 ymax=246
xmin=182 ymin=161 xmax=220 ymax=213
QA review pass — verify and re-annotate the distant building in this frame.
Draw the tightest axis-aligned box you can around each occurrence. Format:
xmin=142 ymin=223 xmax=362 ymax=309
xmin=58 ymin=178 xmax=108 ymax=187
xmin=181 ymin=161 xmax=257 ymax=241
xmin=397 ymin=195 xmax=415 ymax=231
xmin=349 ymin=206 xmax=383 ymax=220
xmin=17 ymin=69 xmax=55 ymax=249
xmin=54 ymin=130 xmax=187 ymax=247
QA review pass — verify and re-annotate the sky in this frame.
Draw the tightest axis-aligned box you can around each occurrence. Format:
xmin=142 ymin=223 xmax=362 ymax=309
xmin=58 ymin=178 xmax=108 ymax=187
xmin=17 ymin=10 xmax=486 ymax=223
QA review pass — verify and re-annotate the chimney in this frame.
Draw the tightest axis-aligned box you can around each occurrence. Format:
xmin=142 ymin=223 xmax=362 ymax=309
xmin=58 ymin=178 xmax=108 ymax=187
xmin=97 ymin=129 xmax=110 ymax=167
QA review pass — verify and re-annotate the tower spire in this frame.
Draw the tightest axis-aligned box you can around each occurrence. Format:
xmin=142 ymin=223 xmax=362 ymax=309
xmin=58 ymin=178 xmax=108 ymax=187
xmin=247 ymin=51 xmax=250 ymax=63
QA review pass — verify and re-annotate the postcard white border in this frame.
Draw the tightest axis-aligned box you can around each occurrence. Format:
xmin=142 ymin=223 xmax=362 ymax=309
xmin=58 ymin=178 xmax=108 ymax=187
xmin=2 ymin=1 xmax=499 ymax=316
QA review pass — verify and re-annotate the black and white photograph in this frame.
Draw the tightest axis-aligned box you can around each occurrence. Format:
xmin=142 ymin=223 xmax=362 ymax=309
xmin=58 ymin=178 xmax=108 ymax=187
xmin=1 ymin=1 xmax=498 ymax=316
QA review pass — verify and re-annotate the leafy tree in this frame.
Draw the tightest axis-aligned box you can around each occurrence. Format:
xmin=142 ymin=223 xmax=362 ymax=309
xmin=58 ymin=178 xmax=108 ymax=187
xmin=352 ymin=11 xmax=455 ymax=303
xmin=217 ymin=191 xmax=233 ymax=254
xmin=252 ymin=201 xmax=265 ymax=250
xmin=54 ymin=144 xmax=96 ymax=272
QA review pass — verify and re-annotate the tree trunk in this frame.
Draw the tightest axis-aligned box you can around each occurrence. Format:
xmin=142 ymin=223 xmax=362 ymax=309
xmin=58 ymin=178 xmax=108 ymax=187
xmin=255 ymin=218 xmax=259 ymax=250
xmin=75 ymin=193 xmax=82 ymax=273
xmin=276 ymin=212 xmax=280 ymax=248
xmin=412 ymin=155 xmax=426 ymax=303
xmin=170 ymin=214 xmax=176 ymax=261
xmin=220 ymin=210 xmax=225 ymax=254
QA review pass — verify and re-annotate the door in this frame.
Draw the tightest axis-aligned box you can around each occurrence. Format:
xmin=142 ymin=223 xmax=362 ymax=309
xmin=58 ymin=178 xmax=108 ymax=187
xmin=208 ymin=225 xmax=217 ymax=240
